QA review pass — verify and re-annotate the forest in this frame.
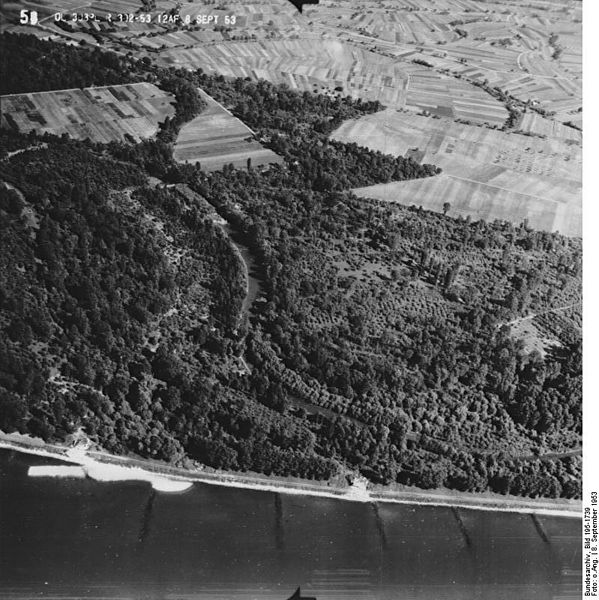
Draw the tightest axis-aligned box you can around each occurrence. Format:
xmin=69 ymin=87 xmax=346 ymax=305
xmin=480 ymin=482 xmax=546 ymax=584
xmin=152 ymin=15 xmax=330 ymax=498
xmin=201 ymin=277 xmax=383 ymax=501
xmin=0 ymin=139 xmax=337 ymax=478
xmin=180 ymin=163 xmax=581 ymax=499
xmin=0 ymin=33 xmax=582 ymax=499
xmin=0 ymin=33 xmax=136 ymax=94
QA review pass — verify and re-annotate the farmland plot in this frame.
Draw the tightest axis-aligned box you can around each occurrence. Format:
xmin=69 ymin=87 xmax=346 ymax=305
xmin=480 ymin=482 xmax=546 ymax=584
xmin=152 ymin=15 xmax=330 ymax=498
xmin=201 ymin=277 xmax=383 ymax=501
xmin=519 ymin=111 xmax=582 ymax=141
xmin=179 ymin=0 xmax=305 ymax=38
xmin=403 ymin=42 xmax=580 ymax=120
xmin=0 ymin=82 xmax=175 ymax=143
xmin=158 ymin=39 xmax=507 ymax=126
xmin=304 ymin=0 xmax=581 ymax=122
xmin=173 ymin=89 xmax=283 ymax=171
xmin=304 ymin=3 xmax=461 ymax=45
xmin=354 ymin=175 xmax=580 ymax=237
xmin=333 ymin=110 xmax=581 ymax=236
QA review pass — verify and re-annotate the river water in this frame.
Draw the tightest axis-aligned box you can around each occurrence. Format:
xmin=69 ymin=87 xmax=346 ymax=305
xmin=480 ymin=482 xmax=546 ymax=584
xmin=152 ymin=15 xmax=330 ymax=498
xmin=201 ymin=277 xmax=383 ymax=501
xmin=0 ymin=450 xmax=581 ymax=599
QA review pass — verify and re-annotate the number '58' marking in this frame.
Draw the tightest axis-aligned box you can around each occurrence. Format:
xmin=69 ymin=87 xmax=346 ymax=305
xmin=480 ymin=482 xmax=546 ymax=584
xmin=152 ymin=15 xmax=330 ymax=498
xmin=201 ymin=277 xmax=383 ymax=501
xmin=20 ymin=9 xmax=39 ymax=25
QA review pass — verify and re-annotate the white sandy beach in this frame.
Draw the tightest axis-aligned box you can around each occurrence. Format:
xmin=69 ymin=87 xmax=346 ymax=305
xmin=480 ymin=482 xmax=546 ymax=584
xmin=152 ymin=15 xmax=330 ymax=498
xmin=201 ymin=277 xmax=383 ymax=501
xmin=0 ymin=433 xmax=582 ymax=517
xmin=1 ymin=434 xmax=192 ymax=493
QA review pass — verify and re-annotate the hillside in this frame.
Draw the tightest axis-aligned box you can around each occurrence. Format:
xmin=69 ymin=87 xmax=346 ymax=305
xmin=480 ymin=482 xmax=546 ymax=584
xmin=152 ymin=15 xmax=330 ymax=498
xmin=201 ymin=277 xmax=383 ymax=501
xmin=0 ymin=33 xmax=582 ymax=500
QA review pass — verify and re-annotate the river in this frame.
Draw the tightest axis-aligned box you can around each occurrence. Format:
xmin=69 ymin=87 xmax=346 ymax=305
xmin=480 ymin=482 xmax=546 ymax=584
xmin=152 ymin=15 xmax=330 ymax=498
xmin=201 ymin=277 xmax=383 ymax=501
xmin=0 ymin=450 xmax=581 ymax=599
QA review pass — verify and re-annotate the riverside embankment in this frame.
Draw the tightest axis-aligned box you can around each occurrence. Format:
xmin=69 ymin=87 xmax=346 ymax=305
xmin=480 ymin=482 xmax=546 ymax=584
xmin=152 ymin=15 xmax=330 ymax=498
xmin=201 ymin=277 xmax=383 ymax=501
xmin=0 ymin=431 xmax=582 ymax=517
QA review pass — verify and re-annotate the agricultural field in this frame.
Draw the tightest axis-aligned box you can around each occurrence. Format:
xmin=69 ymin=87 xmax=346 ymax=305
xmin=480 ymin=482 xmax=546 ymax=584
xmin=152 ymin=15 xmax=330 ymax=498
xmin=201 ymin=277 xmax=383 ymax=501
xmin=0 ymin=0 xmax=581 ymax=232
xmin=173 ymin=89 xmax=283 ymax=171
xmin=334 ymin=110 xmax=581 ymax=236
xmin=2 ymin=0 xmax=580 ymax=128
xmin=158 ymin=38 xmax=508 ymax=126
xmin=134 ymin=29 xmax=226 ymax=51
xmin=420 ymin=48 xmax=582 ymax=122
xmin=0 ymin=82 xmax=175 ymax=143
xmin=180 ymin=0 xmax=305 ymax=38
xmin=353 ymin=175 xmax=580 ymax=237
xmin=4 ymin=0 xmax=580 ymax=128
xmin=519 ymin=111 xmax=582 ymax=141
xmin=128 ymin=1 xmax=292 ymax=51
xmin=305 ymin=0 xmax=581 ymax=122
xmin=309 ymin=3 xmax=461 ymax=46
xmin=1 ymin=0 xmax=304 ymax=41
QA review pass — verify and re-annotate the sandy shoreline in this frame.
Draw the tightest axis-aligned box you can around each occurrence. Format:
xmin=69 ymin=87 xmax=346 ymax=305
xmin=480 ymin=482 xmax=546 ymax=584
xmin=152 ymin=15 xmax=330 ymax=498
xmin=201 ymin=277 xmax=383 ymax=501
xmin=0 ymin=438 xmax=193 ymax=493
xmin=0 ymin=433 xmax=582 ymax=517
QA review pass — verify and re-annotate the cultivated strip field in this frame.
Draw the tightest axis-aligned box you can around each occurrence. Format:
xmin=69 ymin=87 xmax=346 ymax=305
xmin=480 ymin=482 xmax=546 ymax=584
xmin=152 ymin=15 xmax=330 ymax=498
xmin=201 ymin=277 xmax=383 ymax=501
xmin=0 ymin=82 xmax=175 ymax=143
xmin=333 ymin=110 xmax=581 ymax=236
xmin=305 ymin=4 xmax=461 ymax=45
xmin=173 ymin=89 xmax=283 ymax=171
xmin=306 ymin=0 xmax=581 ymax=123
xmin=158 ymin=39 xmax=507 ymax=126
xmin=179 ymin=0 xmax=305 ymax=38
xmin=519 ymin=112 xmax=582 ymax=141
xmin=355 ymin=175 xmax=580 ymax=237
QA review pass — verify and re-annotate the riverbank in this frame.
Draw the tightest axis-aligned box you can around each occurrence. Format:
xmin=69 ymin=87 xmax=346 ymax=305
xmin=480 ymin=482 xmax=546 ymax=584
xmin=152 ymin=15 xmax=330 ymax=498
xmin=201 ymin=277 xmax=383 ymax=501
xmin=0 ymin=433 xmax=193 ymax=493
xmin=0 ymin=431 xmax=581 ymax=517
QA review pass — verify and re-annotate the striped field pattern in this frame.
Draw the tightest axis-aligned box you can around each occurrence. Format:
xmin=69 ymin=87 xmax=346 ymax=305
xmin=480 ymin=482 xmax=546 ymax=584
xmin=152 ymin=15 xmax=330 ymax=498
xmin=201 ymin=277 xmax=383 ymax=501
xmin=173 ymin=89 xmax=283 ymax=171
xmin=333 ymin=109 xmax=581 ymax=236
xmin=0 ymin=82 xmax=174 ymax=143
xmin=157 ymin=39 xmax=508 ymax=127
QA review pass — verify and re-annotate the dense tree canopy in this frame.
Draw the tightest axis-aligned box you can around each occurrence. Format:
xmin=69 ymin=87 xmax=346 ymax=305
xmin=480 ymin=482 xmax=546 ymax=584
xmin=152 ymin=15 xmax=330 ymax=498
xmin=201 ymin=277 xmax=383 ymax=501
xmin=0 ymin=34 xmax=582 ymax=499
xmin=0 ymin=33 xmax=136 ymax=94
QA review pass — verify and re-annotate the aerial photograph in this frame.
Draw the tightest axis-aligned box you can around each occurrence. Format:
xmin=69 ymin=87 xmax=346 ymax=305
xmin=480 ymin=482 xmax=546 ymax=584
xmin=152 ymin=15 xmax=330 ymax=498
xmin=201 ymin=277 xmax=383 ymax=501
xmin=0 ymin=0 xmax=584 ymax=598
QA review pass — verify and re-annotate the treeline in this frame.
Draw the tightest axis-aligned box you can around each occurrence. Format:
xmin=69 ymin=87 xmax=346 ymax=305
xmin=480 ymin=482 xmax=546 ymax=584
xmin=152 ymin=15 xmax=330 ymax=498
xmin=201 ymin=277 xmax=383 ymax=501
xmin=155 ymin=72 xmax=206 ymax=143
xmin=195 ymin=71 xmax=439 ymax=182
xmin=103 ymin=68 xmax=439 ymax=186
xmin=198 ymin=74 xmax=383 ymax=135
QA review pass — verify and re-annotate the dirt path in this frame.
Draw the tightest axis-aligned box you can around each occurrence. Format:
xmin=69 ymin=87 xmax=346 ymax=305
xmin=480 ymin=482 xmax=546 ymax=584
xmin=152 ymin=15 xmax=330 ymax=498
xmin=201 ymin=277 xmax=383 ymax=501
xmin=1 ymin=180 xmax=25 ymax=201
xmin=446 ymin=173 xmax=550 ymax=200
xmin=1 ymin=144 xmax=47 ymax=161
xmin=520 ymin=447 xmax=582 ymax=462
xmin=503 ymin=301 xmax=580 ymax=328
